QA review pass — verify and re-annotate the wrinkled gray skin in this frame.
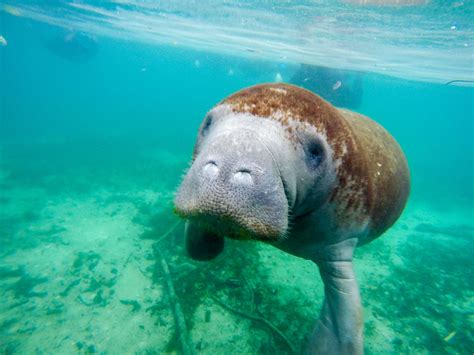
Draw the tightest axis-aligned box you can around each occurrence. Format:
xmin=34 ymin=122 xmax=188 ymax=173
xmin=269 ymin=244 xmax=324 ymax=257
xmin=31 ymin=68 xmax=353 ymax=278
xmin=175 ymin=105 xmax=363 ymax=354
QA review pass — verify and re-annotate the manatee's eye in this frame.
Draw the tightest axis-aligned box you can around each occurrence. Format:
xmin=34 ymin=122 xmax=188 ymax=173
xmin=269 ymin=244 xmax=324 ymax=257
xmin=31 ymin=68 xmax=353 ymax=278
xmin=201 ymin=114 xmax=213 ymax=136
xmin=305 ymin=139 xmax=325 ymax=169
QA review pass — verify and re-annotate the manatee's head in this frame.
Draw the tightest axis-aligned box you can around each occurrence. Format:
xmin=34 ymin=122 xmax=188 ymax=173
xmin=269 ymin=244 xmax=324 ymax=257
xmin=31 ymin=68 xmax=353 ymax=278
xmin=174 ymin=83 xmax=338 ymax=260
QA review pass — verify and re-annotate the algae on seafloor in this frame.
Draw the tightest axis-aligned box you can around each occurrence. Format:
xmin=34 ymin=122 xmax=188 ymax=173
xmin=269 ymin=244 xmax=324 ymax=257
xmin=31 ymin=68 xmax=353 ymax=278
xmin=119 ymin=299 xmax=141 ymax=312
xmin=139 ymin=209 xmax=308 ymax=353
xmin=0 ymin=266 xmax=48 ymax=299
xmin=360 ymin=221 xmax=474 ymax=353
xmin=72 ymin=251 xmax=101 ymax=272
xmin=59 ymin=250 xmax=119 ymax=308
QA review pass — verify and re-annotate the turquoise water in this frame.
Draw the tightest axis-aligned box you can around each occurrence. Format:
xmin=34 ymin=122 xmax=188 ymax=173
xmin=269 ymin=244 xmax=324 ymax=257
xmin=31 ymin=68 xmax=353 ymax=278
xmin=1 ymin=1 xmax=473 ymax=354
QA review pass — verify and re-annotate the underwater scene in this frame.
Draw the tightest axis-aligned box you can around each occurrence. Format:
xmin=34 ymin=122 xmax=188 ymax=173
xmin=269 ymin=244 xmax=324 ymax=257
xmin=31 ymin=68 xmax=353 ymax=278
xmin=0 ymin=1 xmax=473 ymax=354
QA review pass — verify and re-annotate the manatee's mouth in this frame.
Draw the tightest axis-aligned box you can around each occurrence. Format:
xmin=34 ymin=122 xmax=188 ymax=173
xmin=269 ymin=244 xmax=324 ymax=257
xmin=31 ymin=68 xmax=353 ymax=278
xmin=174 ymin=208 xmax=285 ymax=242
xmin=174 ymin=162 xmax=290 ymax=242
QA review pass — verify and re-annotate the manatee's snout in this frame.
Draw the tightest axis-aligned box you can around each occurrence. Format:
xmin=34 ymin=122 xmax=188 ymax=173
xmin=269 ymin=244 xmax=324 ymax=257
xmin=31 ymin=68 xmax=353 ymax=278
xmin=174 ymin=131 xmax=289 ymax=243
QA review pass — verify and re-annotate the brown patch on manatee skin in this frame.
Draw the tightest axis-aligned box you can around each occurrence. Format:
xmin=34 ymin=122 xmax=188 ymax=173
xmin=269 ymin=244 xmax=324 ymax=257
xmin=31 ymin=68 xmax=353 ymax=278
xmin=220 ymin=83 xmax=410 ymax=243
xmin=222 ymin=83 xmax=345 ymax=151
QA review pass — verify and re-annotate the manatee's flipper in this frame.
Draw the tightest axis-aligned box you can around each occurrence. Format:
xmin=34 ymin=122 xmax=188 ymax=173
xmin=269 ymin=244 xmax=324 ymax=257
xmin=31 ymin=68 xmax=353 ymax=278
xmin=309 ymin=238 xmax=363 ymax=355
xmin=185 ymin=221 xmax=224 ymax=261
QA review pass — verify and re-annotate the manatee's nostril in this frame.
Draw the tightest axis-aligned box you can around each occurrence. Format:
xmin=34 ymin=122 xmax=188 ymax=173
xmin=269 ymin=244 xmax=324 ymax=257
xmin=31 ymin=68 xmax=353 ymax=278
xmin=203 ymin=162 xmax=219 ymax=179
xmin=233 ymin=170 xmax=253 ymax=185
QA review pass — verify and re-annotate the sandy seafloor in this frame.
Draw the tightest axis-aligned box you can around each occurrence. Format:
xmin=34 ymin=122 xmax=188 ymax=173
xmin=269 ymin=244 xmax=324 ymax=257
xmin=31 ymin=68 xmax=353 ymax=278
xmin=0 ymin=138 xmax=472 ymax=354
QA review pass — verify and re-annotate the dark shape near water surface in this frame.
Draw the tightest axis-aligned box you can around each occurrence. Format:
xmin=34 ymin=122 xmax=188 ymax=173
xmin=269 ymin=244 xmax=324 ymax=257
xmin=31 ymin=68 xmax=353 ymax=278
xmin=344 ymin=0 xmax=428 ymax=5
xmin=175 ymin=83 xmax=410 ymax=354
xmin=46 ymin=31 xmax=98 ymax=62
xmin=445 ymin=79 xmax=474 ymax=86
xmin=290 ymin=64 xmax=363 ymax=109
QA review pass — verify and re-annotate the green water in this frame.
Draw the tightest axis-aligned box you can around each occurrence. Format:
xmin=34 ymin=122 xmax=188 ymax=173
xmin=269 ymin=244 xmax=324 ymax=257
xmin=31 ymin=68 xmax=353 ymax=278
xmin=0 ymin=2 xmax=473 ymax=354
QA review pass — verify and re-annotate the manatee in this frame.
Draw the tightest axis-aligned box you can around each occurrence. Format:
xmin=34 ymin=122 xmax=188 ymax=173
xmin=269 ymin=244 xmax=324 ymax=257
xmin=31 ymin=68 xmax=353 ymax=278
xmin=45 ymin=31 xmax=98 ymax=62
xmin=174 ymin=83 xmax=410 ymax=354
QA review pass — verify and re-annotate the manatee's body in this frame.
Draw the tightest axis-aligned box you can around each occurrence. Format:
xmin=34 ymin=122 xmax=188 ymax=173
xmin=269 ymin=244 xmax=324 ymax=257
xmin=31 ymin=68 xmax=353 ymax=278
xmin=175 ymin=83 xmax=410 ymax=354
